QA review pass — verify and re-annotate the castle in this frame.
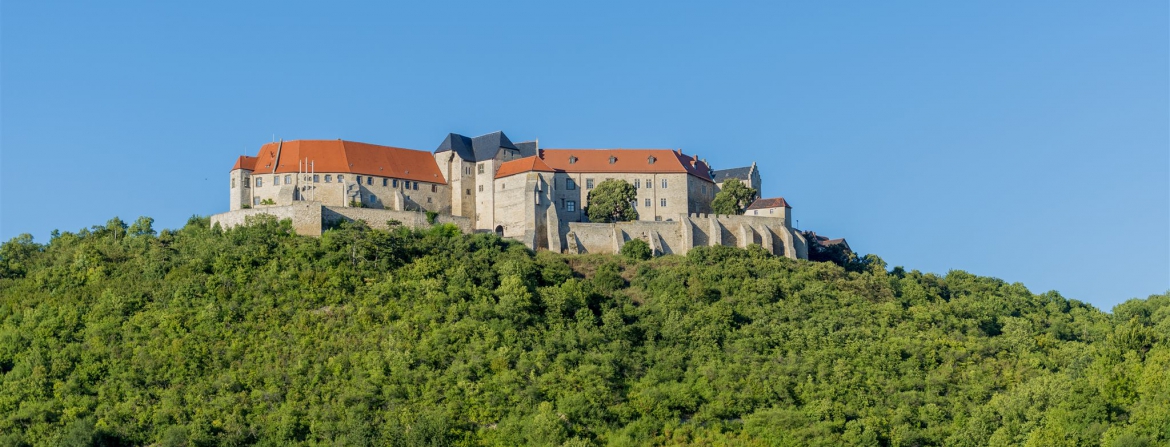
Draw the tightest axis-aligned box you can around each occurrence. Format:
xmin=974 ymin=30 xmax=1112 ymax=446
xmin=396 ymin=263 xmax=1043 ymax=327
xmin=211 ymin=131 xmax=808 ymax=259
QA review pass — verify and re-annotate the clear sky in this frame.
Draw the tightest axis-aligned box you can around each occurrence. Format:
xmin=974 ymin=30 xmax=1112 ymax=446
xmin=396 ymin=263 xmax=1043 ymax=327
xmin=2 ymin=1 xmax=1167 ymax=311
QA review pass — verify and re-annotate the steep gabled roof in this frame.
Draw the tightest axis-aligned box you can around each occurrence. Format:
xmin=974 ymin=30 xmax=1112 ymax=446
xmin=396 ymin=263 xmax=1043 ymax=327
xmin=807 ymin=232 xmax=851 ymax=252
xmin=747 ymin=197 xmax=791 ymax=210
xmin=435 ymin=133 xmax=474 ymax=160
xmin=513 ymin=141 xmax=538 ymax=158
xmin=537 ymin=149 xmax=714 ymax=182
xmin=231 ymin=155 xmax=259 ymax=171
xmin=436 ymin=131 xmax=521 ymax=162
xmin=249 ymin=140 xmax=446 ymax=184
xmin=495 ymin=156 xmax=555 ymax=178
xmin=712 ymin=165 xmax=755 ymax=183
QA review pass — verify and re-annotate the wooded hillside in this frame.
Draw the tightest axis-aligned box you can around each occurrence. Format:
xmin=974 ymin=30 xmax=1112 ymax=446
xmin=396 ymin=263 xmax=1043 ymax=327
xmin=1 ymin=216 xmax=1166 ymax=446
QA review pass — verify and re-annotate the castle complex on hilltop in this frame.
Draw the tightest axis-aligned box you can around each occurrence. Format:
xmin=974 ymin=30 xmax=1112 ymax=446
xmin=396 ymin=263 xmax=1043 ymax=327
xmin=212 ymin=131 xmax=808 ymax=259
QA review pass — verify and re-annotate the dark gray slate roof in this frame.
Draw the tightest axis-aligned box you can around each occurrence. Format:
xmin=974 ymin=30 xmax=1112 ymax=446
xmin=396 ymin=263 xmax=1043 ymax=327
xmin=435 ymin=131 xmax=521 ymax=162
xmin=712 ymin=166 xmax=754 ymax=183
xmin=513 ymin=141 xmax=538 ymax=158
xmin=436 ymin=133 xmax=475 ymax=160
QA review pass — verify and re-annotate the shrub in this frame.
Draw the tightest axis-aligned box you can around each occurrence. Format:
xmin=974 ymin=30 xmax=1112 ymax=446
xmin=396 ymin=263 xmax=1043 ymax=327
xmin=621 ymin=238 xmax=652 ymax=261
xmin=426 ymin=211 xmax=439 ymax=225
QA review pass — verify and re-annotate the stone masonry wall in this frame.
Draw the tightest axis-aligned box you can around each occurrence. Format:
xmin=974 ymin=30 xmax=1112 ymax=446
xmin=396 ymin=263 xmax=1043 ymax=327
xmin=564 ymin=213 xmax=808 ymax=260
xmin=209 ymin=202 xmax=471 ymax=237
xmin=210 ymin=203 xmax=322 ymax=236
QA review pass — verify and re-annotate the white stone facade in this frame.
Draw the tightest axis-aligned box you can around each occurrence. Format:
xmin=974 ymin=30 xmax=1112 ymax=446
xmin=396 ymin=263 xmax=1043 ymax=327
xmin=217 ymin=133 xmax=806 ymax=260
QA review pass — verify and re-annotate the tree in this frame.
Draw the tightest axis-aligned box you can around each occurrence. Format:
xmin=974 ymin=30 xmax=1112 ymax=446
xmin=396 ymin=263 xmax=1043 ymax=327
xmin=129 ymin=216 xmax=156 ymax=237
xmin=621 ymin=238 xmax=652 ymax=261
xmin=586 ymin=179 xmax=638 ymax=223
xmin=711 ymin=178 xmax=757 ymax=215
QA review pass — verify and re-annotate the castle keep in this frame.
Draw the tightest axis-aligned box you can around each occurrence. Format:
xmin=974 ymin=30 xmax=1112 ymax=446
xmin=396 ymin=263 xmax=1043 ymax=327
xmin=212 ymin=131 xmax=808 ymax=259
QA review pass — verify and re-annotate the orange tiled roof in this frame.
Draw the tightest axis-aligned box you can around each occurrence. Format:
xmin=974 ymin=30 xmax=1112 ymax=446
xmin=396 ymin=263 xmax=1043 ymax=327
xmin=747 ymin=197 xmax=791 ymax=210
xmin=535 ymin=149 xmax=714 ymax=182
xmin=231 ymin=155 xmax=259 ymax=171
xmin=495 ymin=156 xmax=555 ymax=178
xmin=246 ymin=140 xmax=446 ymax=184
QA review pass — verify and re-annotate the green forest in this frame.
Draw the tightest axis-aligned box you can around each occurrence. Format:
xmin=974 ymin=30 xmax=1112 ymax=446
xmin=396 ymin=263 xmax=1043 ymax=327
xmin=0 ymin=216 xmax=1166 ymax=446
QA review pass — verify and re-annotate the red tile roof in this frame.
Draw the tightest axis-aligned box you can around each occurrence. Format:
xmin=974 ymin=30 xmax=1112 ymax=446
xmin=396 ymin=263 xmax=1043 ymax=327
xmin=495 ymin=156 xmax=555 ymax=179
xmin=231 ymin=155 xmax=258 ymax=171
xmin=747 ymin=197 xmax=791 ymax=210
xmin=534 ymin=149 xmax=713 ymax=181
xmin=246 ymin=140 xmax=446 ymax=184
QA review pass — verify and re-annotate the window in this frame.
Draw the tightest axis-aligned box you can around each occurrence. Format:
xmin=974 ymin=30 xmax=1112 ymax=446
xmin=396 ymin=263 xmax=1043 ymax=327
xmin=285 ymin=174 xmax=291 ymax=184
xmin=431 ymin=184 xmax=437 ymax=192
xmin=754 ymin=210 xmax=759 ymax=215
xmin=338 ymin=175 xmax=345 ymax=182
xmin=466 ymin=189 xmax=471 ymax=195
xmin=634 ymin=179 xmax=640 ymax=188
xmin=324 ymin=175 xmax=331 ymax=183
xmin=566 ymin=178 xmax=576 ymax=190
xmin=660 ymin=198 xmax=667 ymax=207
xmin=500 ymin=183 xmax=505 ymax=190
xmin=392 ymin=179 xmax=398 ymax=188
xmin=273 ymin=176 xmax=280 ymax=186
xmin=312 ymin=175 xmax=319 ymax=183
xmin=701 ymin=185 xmax=706 ymax=194
xmin=566 ymin=200 xmax=576 ymax=212
xmin=608 ymin=155 xmax=617 ymax=164
xmin=367 ymin=177 xmax=372 ymax=185
xmin=370 ymin=194 xmax=377 ymax=202
xmin=231 ymin=178 xmax=236 ymax=188
xmin=586 ymin=178 xmax=594 ymax=189
xmin=243 ymin=178 xmax=250 ymax=187
xmin=427 ymin=197 xmax=432 ymax=203
xmin=357 ymin=176 xmax=362 ymax=184
xmin=478 ymin=164 xmax=485 ymax=174
xmin=645 ymin=178 xmax=652 ymax=189
xmin=413 ymin=182 xmax=419 ymax=190
xmin=253 ymin=197 xmax=260 ymax=206
xmin=661 ymin=179 xmax=668 ymax=188
xmin=478 ymin=185 xmax=484 ymax=192
xmin=569 ymin=156 xmax=578 ymax=164
xmin=769 ymin=209 xmax=774 ymax=214
xmin=645 ymin=198 xmax=651 ymax=207
xmin=256 ymin=177 xmax=263 ymax=187
xmin=647 ymin=155 xmax=656 ymax=164
xmin=382 ymin=178 xmax=387 ymax=187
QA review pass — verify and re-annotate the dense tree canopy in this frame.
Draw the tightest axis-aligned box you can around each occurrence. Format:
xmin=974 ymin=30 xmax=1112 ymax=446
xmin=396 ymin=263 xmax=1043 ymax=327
xmin=586 ymin=179 xmax=638 ymax=223
xmin=0 ymin=216 xmax=1166 ymax=446
xmin=711 ymin=178 xmax=758 ymax=215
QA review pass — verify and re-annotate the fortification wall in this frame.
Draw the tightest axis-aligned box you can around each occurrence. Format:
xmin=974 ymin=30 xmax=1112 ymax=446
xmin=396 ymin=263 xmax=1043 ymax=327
xmin=210 ymin=205 xmax=803 ymax=259
xmin=323 ymin=206 xmax=472 ymax=233
xmin=564 ymin=213 xmax=807 ymax=259
xmin=209 ymin=202 xmax=472 ymax=237
xmin=210 ymin=203 xmax=322 ymax=236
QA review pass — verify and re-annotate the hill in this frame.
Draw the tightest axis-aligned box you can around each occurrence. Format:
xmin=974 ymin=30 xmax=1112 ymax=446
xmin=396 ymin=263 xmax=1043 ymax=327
xmin=1 ymin=216 xmax=1166 ymax=446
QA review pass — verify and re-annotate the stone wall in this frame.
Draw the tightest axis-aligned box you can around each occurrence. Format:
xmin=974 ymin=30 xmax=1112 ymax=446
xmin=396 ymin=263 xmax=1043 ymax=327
xmin=210 ymin=203 xmax=323 ymax=236
xmin=563 ymin=213 xmax=808 ymax=260
xmin=209 ymin=202 xmax=471 ymax=237
xmin=322 ymin=206 xmax=472 ymax=233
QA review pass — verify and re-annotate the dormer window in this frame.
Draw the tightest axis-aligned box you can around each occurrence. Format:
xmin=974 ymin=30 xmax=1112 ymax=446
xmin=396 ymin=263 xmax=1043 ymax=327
xmin=569 ymin=156 xmax=578 ymax=164
xmin=647 ymin=155 xmax=657 ymax=164
xmin=609 ymin=156 xmax=617 ymax=164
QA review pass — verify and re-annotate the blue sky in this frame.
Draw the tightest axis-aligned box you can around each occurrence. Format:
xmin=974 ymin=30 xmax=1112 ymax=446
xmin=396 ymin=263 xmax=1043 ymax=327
xmin=2 ymin=1 xmax=1166 ymax=310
